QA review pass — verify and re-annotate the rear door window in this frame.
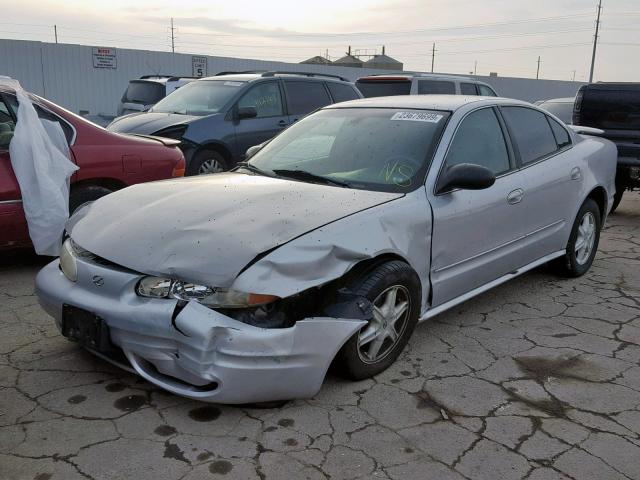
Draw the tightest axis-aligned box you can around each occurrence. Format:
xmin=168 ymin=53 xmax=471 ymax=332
xmin=355 ymin=80 xmax=411 ymax=97
xmin=284 ymin=81 xmax=332 ymax=116
xmin=327 ymin=83 xmax=360 ymax=103
xmin=0 ymin=97 xmax=16 ymax=150
xmin=417 ymin=80 xmax=455 ymax=94
xmin=478 ymin=84 xmax=497 ymax=97
xmin=461 ymin=83 xmax=478 ymax=95
xmin=502 ymin=106 xmax=558 ymax=165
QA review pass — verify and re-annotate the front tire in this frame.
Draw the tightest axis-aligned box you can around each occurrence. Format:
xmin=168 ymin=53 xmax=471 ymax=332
xmin=69 ymin=185 xmax=112 ymax=214
xmin=554 ymin=198 xmax=601 ymax=277
xmin=188 ymin=149 xmax=228 ymax=176
xmin=334 ymin=260 xmax=421 ymax=380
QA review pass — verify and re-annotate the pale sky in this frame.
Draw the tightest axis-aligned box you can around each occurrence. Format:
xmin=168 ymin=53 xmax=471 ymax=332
xmin=1 ymin=0 xmax=639 ymax=81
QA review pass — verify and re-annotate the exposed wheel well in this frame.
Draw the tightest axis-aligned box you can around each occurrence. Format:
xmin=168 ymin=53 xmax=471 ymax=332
xmin=197 ymin=143 xmax=233 ymax=163
xmin=343 ymin=253 xmax=417 ymax=286
xmin=71 ymin=178 xmax=126 ymax=193
xmin=586 ymin=186 xmax=607 ymax=219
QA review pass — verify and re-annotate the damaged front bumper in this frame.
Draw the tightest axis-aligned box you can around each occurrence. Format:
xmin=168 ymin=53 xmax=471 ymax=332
xmin=35 ymin=259 xmax=365 ymax=403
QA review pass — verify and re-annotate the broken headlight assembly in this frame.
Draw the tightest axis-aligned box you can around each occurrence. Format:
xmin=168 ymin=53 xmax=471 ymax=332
xmin=136 ymin=276 xmax=279 ymax=309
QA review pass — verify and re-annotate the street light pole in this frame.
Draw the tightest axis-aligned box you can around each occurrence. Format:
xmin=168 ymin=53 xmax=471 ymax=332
xmin=589 ymin=0 xmax=603 ymax=83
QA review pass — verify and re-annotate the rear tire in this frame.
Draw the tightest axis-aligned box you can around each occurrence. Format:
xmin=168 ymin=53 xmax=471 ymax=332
xmin=334 ymin=260 xmax=421 ymax=380
xmin=611 ymin=187 xmax=624 ymax=214
xmin=188 ymin=149 xmax=228 ymax=176
xmin=553 ymin=198 xmax=601 ymax=277
xmin=69 ymin=186 xmax=112 ymax=214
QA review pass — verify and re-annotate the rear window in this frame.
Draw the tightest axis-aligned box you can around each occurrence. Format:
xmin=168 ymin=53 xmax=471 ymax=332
xmin=356 ymin=80 xmax=411 ymax=98
xmin=284 ymin=81 xmax=332 ymax=116
xmin=478 ymin=84 xmax=497 ymax=97
xmin=581 ymin=89 xmax=640 ymax=130
xmin=122 ymin=81 xmax=166 ymax=105
xmin=327 ymin=83 xmax=360 ymax=103
xmin=417 ymin=80 xmax=455 ymax=95
xmin=501 ymin=106 xmax=558 ymax=165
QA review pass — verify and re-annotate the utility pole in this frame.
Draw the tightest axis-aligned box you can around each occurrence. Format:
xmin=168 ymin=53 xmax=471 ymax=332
xmin=474 ymin=60 xmax=477 ymax=76
xmin=589 ymin=0 xmax=602 ymax=83
xmin=431 ymin=43 xmax=436 ymax=73
xmin=170 ymin=17 xmax=176 ymax=53
xmin=572 ymin=70 xmax=576 ymax=81
xmin=536 ymin=56 xmax=541 ymax=79
xmin=54 ymin=25 xmax=58 ymax=44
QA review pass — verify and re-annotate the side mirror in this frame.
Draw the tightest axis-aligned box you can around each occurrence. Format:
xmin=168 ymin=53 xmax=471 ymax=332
xmin=245 ymin=143 xmax=263 ymax=159
xmin=237 ymin=106 xmax=257 ymax=120
xmin=436 ymin=163 xmax=496 ymax=194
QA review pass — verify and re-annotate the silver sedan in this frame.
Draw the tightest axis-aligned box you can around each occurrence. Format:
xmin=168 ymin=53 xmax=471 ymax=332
xmin=36 ymin=95 xmax=617 ymax=404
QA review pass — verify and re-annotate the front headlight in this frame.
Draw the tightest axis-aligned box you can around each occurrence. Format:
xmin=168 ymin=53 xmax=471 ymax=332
xmin=59 ymin=238 xmax=77 ymax=282
xmin=136 ymin=276 xmax=278 ymax=309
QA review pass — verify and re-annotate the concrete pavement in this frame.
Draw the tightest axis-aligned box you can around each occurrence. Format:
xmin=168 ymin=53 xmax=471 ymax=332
xmin=1 ymin=195 xmax=639 ymax=480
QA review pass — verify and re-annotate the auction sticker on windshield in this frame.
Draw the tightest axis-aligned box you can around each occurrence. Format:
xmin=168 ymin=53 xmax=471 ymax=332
xmin=391 ymin=112 xmax=443 ymax=123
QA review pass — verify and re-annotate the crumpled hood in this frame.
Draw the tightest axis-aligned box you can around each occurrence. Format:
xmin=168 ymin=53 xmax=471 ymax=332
xmin=69 ymin=173 xmax=402 ymax=287
xmin=107 ymin=111 xmax=201 ymax=134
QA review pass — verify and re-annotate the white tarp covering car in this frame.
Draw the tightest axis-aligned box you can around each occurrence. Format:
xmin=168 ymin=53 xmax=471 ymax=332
xmin=1 ymin=78 xmax=77 ymax=255
xmin=36 ymin=95 xmax=616 ymax=403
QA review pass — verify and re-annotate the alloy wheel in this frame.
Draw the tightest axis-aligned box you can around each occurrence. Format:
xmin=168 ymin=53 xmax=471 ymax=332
xmin=575 ymin=211 xmax=596 ymax=265
xmin=198 ymin=158 xmax=225 ymax=174
xmin=357 ymin=285 xmax=411 ymax=363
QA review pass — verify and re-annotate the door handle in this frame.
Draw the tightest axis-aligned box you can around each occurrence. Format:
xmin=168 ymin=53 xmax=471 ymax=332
xmin=277 ymin=120 xmax=288 ymax=127
xmin=507 ymin=188 xmax=524 ymax=205
xmin=570 ymin=166 xmax=582 ymax=180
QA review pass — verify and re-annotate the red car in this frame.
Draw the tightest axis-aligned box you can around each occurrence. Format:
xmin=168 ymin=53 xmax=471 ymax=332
xmin=0 ymin=85 xmax=185 ymax=250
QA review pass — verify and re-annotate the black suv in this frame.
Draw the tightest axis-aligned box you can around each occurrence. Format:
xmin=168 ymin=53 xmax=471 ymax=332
xmin=573 ymin=83 xmax=640 ymax=211
xmin=107 ymin=71 xmax=362 ymax=175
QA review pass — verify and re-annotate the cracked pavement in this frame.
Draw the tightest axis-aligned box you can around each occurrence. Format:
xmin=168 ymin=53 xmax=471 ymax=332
xmin=1 ymin=195 xmax=639 ymax=480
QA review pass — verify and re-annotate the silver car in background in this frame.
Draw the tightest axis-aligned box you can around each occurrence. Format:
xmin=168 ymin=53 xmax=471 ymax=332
xmin=36 ymin=95 xmax=617 ymax=404
xmin=537 ymin=96 xmax=575 ymax=124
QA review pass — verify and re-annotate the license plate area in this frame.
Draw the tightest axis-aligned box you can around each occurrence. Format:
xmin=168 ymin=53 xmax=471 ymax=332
xmin=62 ymin=304 xmax=112 ymax=352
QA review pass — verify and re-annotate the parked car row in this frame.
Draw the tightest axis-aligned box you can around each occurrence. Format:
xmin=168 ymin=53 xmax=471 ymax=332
xmin=107 ymin=71 xmax=501 ymax=175
xmin=108 ymin=72 xmax=364 ymax=174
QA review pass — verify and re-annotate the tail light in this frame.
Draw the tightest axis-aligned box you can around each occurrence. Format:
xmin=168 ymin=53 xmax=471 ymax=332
xmin=572 ymin=86 xmax=585 ymax=125
xmin=172 ymin=156 xmax=186 ymax=177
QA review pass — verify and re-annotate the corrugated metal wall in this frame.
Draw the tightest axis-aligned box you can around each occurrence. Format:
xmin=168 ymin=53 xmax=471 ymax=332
xmin=1 ymin=39 xmax=585 ymax=116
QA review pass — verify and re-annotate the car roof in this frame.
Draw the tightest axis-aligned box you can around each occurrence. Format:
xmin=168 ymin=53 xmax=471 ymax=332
xmin=324 ymin=94 xmax=530 ymax=112
xmin=200 ymin=71 xmax=352 ymax=83
xmin=357 ymin=73 xmax=477 ymax=82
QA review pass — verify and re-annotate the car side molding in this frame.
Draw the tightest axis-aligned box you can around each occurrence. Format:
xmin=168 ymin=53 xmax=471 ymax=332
xmin=420 ymin=250 xmax=565 ymax=322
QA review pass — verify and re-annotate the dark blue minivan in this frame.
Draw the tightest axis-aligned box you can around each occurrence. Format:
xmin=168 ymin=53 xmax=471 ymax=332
xmin=107 ymin=71 xmax=362 ymax=175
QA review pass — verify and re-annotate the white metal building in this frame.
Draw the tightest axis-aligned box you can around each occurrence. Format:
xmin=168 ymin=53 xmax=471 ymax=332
xmin=1 ymin=39 xmax=585 ymax=117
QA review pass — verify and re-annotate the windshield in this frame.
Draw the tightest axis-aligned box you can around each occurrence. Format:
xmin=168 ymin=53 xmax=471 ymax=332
xmin=248 ymin=108 xmax=450 ymax=193
xmin=151 ymin=80 xmax=244 ymax=115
